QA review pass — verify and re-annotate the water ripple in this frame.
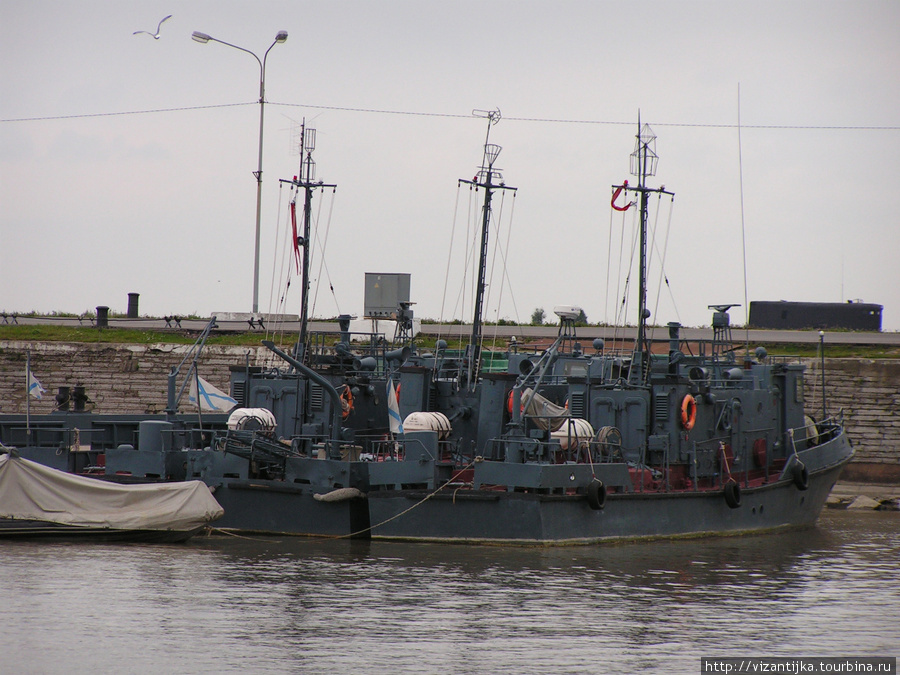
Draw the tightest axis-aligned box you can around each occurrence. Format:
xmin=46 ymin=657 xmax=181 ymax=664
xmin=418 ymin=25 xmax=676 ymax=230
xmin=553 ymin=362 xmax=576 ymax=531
xmin=1 ymin=510 xmax=897 ymax=674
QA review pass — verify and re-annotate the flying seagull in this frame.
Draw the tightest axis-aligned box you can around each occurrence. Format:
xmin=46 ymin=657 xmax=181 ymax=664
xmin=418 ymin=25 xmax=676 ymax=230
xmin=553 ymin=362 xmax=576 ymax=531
xmin=133 ymin=14 xmax=172 ymax=39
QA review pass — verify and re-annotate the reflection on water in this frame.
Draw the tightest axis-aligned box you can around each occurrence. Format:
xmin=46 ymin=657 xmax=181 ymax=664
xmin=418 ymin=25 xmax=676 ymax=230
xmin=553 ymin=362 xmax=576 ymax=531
xmin=2 ymin=511 xmax=897 ymax=674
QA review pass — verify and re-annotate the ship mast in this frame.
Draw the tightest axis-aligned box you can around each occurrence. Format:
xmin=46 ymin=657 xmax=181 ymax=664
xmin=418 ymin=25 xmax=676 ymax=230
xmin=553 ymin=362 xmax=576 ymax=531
xmin=635 ymin=116 xmax=654 ymax=360
xmin=613 ymin=116 xmax=672 ymax=382
xmin=458 ymin=110 xmax=517 ymax=390
xmin=281 ymin=122 xmax=336 ymax=365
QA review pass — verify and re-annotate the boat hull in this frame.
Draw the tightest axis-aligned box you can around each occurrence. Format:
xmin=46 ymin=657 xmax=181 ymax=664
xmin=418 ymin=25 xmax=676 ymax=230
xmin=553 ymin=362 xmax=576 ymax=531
xmin=209 ymin=480 xmax=370 ymax=538
xmin=0 ymin=520 xmax=205 ymax=543
xmin=366 ymin=435 xmax=852 ymax=545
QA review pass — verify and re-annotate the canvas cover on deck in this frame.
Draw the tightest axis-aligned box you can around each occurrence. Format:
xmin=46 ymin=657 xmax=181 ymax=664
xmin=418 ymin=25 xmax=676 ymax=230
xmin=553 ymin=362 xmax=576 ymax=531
xmin=0 ymin=453 xmax=224 ymax=532
xmin=520 ymin=388 xmax=568 ymax=432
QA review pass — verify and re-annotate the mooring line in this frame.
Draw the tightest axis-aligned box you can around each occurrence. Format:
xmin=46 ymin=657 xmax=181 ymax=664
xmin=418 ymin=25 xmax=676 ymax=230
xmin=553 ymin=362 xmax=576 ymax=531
xmin=333 ymin=458 xmax=479 ymax=540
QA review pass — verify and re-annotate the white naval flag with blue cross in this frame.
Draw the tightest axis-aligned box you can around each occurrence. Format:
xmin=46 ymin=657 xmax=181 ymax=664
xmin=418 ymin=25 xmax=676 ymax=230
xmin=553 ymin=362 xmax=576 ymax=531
xmin=387 ymin=380 xmax=403 ymax=434
xmin=27 ymin=367 xmax=46 ymax=400
xmin=188 ymin=375 xmax=238 ymax=412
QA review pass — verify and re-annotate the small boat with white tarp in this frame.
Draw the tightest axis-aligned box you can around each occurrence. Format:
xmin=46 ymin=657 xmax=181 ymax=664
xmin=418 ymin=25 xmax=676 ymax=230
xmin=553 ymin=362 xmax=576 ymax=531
xmin=0 ymin=448 xmax=223 ymax=542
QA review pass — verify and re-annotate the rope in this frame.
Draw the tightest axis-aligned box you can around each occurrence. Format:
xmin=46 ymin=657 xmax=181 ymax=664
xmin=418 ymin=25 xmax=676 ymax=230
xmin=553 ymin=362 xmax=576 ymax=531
xmin=662 ymin=197 xmax=682 ymax=324
xmin=614 ymin=209 xmax=639 ymax=345
xmin=487 ymin=192 xmax=521 ymax=355
xmin=266 ymin=183 xmax=285 ymax=322
xmin=788 ymin=426 xmax=799 ymax=458
xmin=605 ymin=202 xmax=616 ymax=326
xmin=586 ymin=437 xmax=597 ymax=481
xmin=446 ymin=185 xmax=478 ymax=331
xmin=437 ymin=183 xmax=464 ymax=344
xmin=334 ymin=458 xmax=478 ymax=539
xmin=483 ymin=195 xmax=503 ymax=352
xmin=464 ymin=185 xmax=478 ymax=324
xmin=500 ymin=194 xmax=521 ymax=322
xmin=738 ymin=84 xmax=751 ymax=349
xmin=648 ymin=194 xmax=678 ymax=348
xmin=611 ymin=207 xmax=629 ymax=341
xmin=276 ymin=193 xmax=297 ymax=306
xmin=310 ymin=187 xmax=340 ymax=318
xmin=265 ymin=183 xmax=290 ymax=343
xmin=208 ymin=527 xmax=281 ymax=542
xmin=719 ymin=441 xmax=736 ymax=484
xmin=484 ymin=191 xmax=508 ymax=354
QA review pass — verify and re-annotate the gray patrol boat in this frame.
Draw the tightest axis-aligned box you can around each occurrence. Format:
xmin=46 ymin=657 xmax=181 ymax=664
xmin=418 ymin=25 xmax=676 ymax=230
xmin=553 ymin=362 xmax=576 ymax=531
xmin=360 ymin=118 xmax=855 ymax=543
xmin=1 ymin=119 xmax=853 ymax=543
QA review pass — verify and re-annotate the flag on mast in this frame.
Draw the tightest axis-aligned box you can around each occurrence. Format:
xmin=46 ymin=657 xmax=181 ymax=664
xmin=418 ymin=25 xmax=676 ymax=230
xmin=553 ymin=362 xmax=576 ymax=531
xmin=188 ymin=375 xmax=238 ymax=412
xmin=387 ymin=380 xmax=403 ymax=434
xmin=290 ymin=199 xmax=302 ymax=273
xmin=27 ymin=367 xmax=46 ymax=400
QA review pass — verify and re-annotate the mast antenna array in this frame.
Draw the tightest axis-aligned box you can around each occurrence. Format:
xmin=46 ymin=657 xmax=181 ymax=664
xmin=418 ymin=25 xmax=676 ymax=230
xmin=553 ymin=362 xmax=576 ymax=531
xmin=279 ymin=120 xmax=336 ymax=365
xmin=459 ymin=109 xmax=517 ymax=389
xmin=612 ymin=117 xmax=673 ymax=382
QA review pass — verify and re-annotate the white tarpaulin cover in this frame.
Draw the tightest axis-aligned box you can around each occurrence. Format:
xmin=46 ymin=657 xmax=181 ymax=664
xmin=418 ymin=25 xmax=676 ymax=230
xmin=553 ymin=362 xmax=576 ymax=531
xmin=520 ymin=388 xmax=569 ymax=432
xmin=0 ymin=453 xmax=224 ymax=532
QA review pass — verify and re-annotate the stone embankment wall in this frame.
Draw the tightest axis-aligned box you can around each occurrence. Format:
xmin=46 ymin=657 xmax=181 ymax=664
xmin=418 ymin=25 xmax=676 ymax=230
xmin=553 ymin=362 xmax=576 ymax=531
xmin=0 ymin=341 xmax=272 ymax=415
xmin=1 ymin=342 xmax=898 ymax=482
xmin=802 ymin=358 xmax=900 ymax=482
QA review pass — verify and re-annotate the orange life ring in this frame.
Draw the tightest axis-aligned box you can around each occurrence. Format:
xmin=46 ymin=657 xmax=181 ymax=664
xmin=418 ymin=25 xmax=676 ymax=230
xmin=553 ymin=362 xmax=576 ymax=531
xmin=507 ymin=390 xmax=525 ymax=416
xmin=340 ymin=386 xmax=354 ymax=419
xmin=680 ymin=394 xmax=697 ymax=431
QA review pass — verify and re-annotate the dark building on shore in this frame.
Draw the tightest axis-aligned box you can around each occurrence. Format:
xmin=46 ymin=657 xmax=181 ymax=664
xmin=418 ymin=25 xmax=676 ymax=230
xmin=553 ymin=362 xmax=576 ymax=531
xmin=749 ymin=301 xmax=883 ymax=331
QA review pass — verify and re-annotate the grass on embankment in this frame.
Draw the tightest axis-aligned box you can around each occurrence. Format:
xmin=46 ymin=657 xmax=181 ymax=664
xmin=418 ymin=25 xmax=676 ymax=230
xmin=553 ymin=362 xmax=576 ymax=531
xmin=0 ymin=324 xmax=470 ymax=351
xmin=0 ymin=324 xmax=269 ymax=347
xmin=2 ymin=324 xmax=898 ymax=358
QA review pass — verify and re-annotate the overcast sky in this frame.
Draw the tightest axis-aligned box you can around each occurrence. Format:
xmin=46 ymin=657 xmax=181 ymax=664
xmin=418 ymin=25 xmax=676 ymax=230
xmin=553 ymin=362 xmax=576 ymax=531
xmin=2 ymin=0 xmax=898 ymax=331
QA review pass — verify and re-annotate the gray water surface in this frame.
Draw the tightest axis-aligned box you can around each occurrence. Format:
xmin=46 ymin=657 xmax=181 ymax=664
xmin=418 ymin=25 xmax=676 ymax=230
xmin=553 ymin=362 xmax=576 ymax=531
xmin=1 ymin=510 xmax=897 ymax=674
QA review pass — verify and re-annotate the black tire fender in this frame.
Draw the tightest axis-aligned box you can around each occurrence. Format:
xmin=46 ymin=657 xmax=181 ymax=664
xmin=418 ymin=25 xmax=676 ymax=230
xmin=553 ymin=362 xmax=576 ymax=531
xmin=724 ymin=480 xmax=742 ymax=509
xmin=792 ymin=462 xmax=809 ymax=491
xmin=587 ymin=480 xmax=606 ymax=510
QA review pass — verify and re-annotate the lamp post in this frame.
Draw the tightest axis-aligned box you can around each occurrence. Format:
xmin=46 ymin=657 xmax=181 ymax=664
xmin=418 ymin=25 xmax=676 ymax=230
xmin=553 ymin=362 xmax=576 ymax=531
xmin=192 ymin=30 xmax=288 ymax=314
xmin=819 ymin=330 xmax=826 ymax=420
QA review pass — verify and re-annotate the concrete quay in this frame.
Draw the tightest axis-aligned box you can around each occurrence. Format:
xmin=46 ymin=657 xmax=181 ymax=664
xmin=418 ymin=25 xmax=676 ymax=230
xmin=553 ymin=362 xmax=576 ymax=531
xmin=827 ymin=482 xmax=900 ymax=510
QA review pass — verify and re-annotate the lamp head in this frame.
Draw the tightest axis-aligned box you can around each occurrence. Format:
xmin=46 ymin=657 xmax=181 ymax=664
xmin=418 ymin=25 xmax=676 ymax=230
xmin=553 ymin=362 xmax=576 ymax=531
xmin=275 ymin=31 xmax=288 ymax=43
xmin=192 ymin=31 xmax=211 ymax=43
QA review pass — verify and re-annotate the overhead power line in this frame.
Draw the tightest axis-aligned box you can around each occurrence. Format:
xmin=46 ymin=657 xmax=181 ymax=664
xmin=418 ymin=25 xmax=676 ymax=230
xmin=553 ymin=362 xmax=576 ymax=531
xmin=270 ymin=102 xmax=900 ymax=130
xmin=1 ymin=102 xmax=256 ymax=123
xmin=2 ymin=100 xmax=898 ymax=130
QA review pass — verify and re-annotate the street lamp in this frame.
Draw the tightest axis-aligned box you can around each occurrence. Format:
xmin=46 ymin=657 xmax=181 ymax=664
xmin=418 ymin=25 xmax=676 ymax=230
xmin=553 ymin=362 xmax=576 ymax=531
xmin=819 ymin=330 xmax=827 ymax=420
xmin=192 ymin=29 xmax=288 ymax=314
